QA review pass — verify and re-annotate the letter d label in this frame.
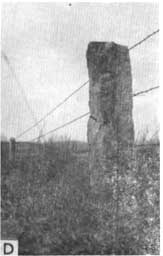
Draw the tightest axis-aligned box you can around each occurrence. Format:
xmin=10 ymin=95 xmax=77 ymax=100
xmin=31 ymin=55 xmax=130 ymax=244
xmin=4 ymin=243 xmax=14 ymax=254
xmin=0 ymin=240 xmax=18 ymax=256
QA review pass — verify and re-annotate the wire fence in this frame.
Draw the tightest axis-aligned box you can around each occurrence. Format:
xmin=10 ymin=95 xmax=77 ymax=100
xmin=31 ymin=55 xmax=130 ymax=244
xmin=2 ymin=29 xmax=159 ymax=142
xmin=32 ymin=85 xmax=159 ymax=141
xmin=32 ymin=29 xmax=159 ymax=141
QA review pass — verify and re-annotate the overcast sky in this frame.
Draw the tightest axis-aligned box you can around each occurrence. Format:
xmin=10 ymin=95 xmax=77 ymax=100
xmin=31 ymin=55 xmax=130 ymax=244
xmin=1 ymin=2 xmax=159 ymax=141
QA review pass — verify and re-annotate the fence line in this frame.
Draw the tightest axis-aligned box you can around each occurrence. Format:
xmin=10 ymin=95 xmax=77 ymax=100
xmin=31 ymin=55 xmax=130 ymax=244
xmin=129 ymin=29 xmax=159 ymax=51
xmin=135 ymin=143 xmax=159 ymax=147
xmin=1 ymin=139 xmax=159 ymax=168
xmin=31 ymin=112 xmax=90 ymax=141
xmin=16 ymin=80 xmax=89 ymax=139
xmin=133 ymin=86 xmax=159 ymax=97
xmin=31 ymin=85 xmax=159 ymax=141
xmin=13 ymin=29 xmax=159 ymax=140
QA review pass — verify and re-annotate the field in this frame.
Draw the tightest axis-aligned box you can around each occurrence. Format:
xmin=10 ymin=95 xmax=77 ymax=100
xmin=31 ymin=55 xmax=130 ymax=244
xmin=1 ymin=138 xmax=160 ymax=255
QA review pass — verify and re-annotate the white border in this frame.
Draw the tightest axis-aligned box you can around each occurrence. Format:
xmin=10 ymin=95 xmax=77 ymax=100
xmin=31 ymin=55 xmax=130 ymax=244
xmin=0 ymin=1 xmax=161 ymax=256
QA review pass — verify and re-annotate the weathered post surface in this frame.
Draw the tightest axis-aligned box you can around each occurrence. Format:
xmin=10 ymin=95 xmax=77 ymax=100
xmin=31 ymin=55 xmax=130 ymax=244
xmin=87 ymin=42 xmax=135 ymax=252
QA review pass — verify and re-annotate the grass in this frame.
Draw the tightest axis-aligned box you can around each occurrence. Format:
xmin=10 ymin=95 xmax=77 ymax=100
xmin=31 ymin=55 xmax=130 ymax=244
xmin=1 ymin=136 xmax=160 ymax=255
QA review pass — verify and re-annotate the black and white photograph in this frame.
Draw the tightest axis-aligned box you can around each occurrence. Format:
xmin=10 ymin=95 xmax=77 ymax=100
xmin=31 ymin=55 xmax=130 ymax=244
xmin=1 ymin=1 xmax=160 ymax=255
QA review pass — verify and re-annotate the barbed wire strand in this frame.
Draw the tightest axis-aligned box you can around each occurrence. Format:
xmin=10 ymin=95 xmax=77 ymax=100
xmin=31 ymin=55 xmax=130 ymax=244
xmin=31 ymin=112 xmax=90 ymax=141
xmin=135 ymin=143 xmax=159 ymax=147
xmin=16 ymin=80 xmax=89 ymax=139
xmin=129 ymin=29 xmax=159 ymax=51
xmin=16 ymin=28 xmax=159 ymax=140
xmin=31 ymin=85 xmax=159 ymax=141
xmin=133 ymin=86 xmax=159 ymax=97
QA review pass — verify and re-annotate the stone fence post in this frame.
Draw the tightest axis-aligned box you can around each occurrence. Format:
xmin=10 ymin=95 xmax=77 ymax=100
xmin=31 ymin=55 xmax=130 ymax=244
xmin=9 ymin=137 xmax=16 ymax=162
xmin=86 ymin=42 xmax=135 ymax=252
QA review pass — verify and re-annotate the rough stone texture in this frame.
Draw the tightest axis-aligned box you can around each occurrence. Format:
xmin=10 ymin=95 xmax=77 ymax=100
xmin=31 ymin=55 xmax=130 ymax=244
xmin=86 ymin=42 xmax=135 ymax=249
xmin=87 ymin=41 xmax=134 ymax=190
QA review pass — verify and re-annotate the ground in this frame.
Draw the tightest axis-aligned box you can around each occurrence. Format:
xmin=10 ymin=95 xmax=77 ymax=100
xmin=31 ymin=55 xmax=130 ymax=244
xmin=1 ymin=140 xmax=160 ymax=255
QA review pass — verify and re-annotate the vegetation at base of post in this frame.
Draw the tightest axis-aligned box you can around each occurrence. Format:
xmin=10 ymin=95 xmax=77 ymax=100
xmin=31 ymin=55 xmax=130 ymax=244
xmin=1 ymin=135 xmax=159 ymax=255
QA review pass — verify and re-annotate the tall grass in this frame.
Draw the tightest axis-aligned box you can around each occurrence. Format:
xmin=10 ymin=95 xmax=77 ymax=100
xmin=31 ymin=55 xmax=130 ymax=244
xmin=1 ymin=135 xmax=160 ymax=254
